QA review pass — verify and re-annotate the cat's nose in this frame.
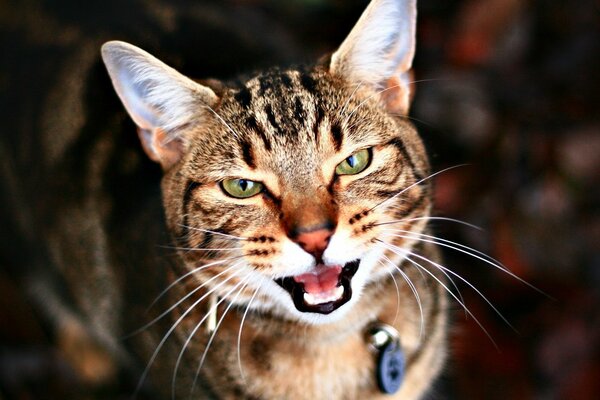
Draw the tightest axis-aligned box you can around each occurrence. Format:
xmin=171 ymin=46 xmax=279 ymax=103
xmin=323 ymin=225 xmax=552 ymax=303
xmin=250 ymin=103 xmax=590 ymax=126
xmin=292 ymin=226 xmax=333 ymax=262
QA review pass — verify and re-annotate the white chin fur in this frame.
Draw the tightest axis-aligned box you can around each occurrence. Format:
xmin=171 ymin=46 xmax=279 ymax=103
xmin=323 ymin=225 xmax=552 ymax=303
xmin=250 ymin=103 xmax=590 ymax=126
xmin=237 ymin=234 xmax=386 ymax=325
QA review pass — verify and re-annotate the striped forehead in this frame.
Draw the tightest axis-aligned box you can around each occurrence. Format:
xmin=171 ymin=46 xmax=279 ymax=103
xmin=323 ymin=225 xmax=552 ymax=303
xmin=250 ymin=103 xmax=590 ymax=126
xmin=233 ymin=69 xmax=324 ymax=139
xmin=217 ymin=69 xmax=342 ymax=170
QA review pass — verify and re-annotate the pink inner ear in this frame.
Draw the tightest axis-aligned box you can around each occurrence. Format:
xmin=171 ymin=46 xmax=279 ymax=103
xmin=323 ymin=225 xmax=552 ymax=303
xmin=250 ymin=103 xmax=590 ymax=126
xmin=381 ymin=75 xmax=412 ymax=116
xmin=138 ymin=128 xmax=184 ymax=169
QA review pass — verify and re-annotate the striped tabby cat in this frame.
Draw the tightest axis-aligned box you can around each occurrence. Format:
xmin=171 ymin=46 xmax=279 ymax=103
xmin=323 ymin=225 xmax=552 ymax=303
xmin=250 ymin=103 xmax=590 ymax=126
xmin=8 ymin=0 xmax=448 ymax=398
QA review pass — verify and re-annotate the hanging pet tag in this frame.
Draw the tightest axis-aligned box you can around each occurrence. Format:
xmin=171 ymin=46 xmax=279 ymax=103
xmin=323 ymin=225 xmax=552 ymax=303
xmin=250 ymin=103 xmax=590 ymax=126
xmin=367 ymin=323 xmax=405 ymax=395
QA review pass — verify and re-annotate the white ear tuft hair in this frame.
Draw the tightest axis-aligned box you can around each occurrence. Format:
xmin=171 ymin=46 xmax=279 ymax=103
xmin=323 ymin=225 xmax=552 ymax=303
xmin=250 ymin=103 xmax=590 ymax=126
xmin=101 ymin=41 xmax=217 ymax=133
xmin=330 ymin=0 xmax=417 ymax=113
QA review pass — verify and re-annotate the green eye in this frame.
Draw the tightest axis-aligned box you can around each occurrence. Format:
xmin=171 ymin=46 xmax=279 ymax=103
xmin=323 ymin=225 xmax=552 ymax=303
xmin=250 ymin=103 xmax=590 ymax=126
xmin=221 ymin=178 xmax=263 ymax=198
xmin=335 ymin=148 xmax=371 ymax=175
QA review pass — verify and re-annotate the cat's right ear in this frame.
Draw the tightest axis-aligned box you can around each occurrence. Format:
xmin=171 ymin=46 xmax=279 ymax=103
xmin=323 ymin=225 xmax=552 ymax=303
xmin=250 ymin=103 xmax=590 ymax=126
xmin=101 ymin=41 xmax=218 ymax=169
xmin=330 ymin=0 xmax=416 ymax=115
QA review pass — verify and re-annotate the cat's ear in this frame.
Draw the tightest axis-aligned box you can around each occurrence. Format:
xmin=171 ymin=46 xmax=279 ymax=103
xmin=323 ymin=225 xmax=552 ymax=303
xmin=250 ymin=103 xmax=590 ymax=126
xmin=101 ymin=41 xmax=218 ymax=169
xmin=330 ymin=0 xmax=416 ymax=115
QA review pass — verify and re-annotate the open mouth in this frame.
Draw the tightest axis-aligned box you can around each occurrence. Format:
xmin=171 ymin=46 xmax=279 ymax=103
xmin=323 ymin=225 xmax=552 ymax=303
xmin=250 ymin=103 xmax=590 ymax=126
xmin=275 ymin=260 xmax=360 ymax=314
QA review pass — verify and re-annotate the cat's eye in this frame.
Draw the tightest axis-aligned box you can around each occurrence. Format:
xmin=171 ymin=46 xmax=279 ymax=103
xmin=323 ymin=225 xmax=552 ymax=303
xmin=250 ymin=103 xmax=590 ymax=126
xmin=221 ymin=178 xmax=263 ymax=198
xmin=335 ymin=149 xmax=371 ymax=175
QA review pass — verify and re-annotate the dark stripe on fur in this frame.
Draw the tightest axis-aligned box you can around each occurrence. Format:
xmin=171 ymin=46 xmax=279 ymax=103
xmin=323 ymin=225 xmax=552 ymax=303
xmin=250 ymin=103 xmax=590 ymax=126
xmin=258 ymin=75 xmax=271 ymax=95
xmin=314 ymin=103 xmax=325 ymax=144
xmin=299 ymin=72 xmax=318 ymax=94
xmin=239 ymin=139 xmax=256 ymax=169
xmin=183 ymin=181 xmax=201 ymax=212
xmin=234 ymin=87 xmax=252 ymax=108
xmin=180 ymin=181 xmax=202 ymax=247
xmin=397 ymin=188 xmax=428 ymax=218
xmin=265 ymin=104 xmax=282 ymax=134
xmin=245 ymin=116 xmax=272 ymax=151
xmin=281 ymin=72 xmax=292 ymax=88
xmin=294 ymin=97 xmax=305 ymax=124
xmin=330 ymin=122 xmax=343 ymax=151
xmin=197 ymin=230 xmax=213 ymax=250
xmin=386 ymin=138 xmax=424 ymax=181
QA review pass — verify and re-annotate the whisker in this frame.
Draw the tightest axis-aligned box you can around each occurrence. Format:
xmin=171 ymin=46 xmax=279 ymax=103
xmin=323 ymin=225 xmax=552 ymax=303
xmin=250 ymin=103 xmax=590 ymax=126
xmin=343 ymin=78 xmax=450 ymax=127
xmin=379 ymin=254 xmax=424 ymax=338
xmin=147 ymin=256 xmax=245 ymax=311
xmin=238 ymin=282 xmax=262 ymax=382
xmin=382 ymin=229 xmax=547 ymax=295
xmin=348 ymin=112 xmax=436 ymax=132
xmin=376 ymin=239 xmax=498 ymax=349
xmin=375 ymin=216 xmax=484 ymax=231
xmin=385 ymin=236 xmax=514 ymax=331
xmin=179 ymin=225 xmax=247 ymax=241
xmin=158 ymin=245 xmax=243 ymax=252
xmin=379 ymin=259 xmax=401 ymax=326
xmin=126 ymin=262 xmax=244 ymax=339
xmin=338 ymin=81 xmax=363 ymax=119
xmin=369 ymin=164 xmax=469 ymax=212
xmin=133 ymin=269 xmax=243 ymax=397
xmin=344 ymin=83 xmax=404 ymax=125
xmin=408 ymin=78 xmax=453 ymax=85
xmin=388 ymin=113 xmax=435 ymax=128
xmin=190 ymin=276 xmax=251 ymax=397
xmin=171 ymin=275 xmax=250 ymax=399
xmin=380 ymin=239 xmax=466 ymax=315
xmin=203 ymin=105 xmax=241 ymax=140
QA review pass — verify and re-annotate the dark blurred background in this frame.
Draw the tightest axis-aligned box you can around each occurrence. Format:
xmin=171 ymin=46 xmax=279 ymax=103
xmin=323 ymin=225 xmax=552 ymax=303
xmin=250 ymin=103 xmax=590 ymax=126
xmin=1 ymin=0 xmax=598 ymax=399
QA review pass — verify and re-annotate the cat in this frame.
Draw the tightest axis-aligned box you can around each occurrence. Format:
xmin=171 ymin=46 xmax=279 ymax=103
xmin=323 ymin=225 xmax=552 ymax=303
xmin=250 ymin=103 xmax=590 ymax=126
xmin=2 ymin=0 xmax=447 ymax=398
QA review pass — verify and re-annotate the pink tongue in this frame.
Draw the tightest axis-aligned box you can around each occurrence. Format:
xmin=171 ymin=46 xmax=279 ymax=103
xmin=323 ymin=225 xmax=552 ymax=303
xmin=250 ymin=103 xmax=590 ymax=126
xmin=293 ymin=265 xmax=342 ymax=294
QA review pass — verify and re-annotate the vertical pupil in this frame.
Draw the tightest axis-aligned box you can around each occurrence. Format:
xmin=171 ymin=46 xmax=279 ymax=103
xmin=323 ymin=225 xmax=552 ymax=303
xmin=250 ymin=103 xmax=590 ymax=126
xmin=239 ymin=179 xmax=248 ymax=191
xmin=347 ymin=155 xmax=356 ymax=168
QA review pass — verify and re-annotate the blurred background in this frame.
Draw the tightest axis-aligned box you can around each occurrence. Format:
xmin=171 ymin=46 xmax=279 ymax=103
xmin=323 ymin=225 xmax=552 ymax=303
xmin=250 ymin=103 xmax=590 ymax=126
xmin=1 ymin=0 xmax=598 ymax=398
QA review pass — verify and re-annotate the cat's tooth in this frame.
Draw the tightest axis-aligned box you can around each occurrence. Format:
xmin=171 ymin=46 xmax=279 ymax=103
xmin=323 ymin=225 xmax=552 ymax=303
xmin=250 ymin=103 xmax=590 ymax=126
xmin=333 ymin=285 xmax=344 ymax=299
xmin=303 ymin=285 xmax=345 ymax=305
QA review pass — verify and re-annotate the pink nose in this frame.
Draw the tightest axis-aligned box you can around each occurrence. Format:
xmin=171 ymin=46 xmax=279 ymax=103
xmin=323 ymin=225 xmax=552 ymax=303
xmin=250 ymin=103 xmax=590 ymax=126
xmin=294 ymin=229 xmax=333 ymax=261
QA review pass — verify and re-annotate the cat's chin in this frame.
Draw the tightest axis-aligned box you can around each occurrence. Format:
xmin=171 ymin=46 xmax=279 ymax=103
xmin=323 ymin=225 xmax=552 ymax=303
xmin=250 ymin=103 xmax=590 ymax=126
xmin=274 ymin=260 xmax=360 ymax=315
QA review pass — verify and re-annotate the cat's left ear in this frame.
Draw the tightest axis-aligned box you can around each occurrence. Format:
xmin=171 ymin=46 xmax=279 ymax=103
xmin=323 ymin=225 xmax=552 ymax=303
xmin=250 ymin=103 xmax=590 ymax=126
xmin=330 ymin=0 xmax=416 ymax=115
xmin=101 ymin=41 xmax=219 ymax=169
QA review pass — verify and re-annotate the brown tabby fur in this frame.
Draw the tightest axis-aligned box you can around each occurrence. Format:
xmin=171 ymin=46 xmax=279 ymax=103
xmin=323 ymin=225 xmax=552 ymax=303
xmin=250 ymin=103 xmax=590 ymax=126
xmin=152 ymin=67 xmax=448 ymax=399
xmin=1 ymin=0 xmax=447 ymax=399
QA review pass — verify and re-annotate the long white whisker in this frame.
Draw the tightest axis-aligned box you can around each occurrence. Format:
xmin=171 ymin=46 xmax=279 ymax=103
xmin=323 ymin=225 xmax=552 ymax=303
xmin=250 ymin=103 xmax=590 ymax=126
xmin=383 ymin=113 xmax=437 ymax=130
xmin=379 ymin=259 xmax=401 ymax=325
xmin=127 ymin=262 xmax=243 ymax=339
xmin=370 ymin=164 xmax=468 ymax=212
xmin=382 ymin=229 xmax=547 ymax=295
xmin=376 ymin=216 xmax=484 ymax=231
xmin=390 ymin=238 xmax=514 ymax=331
xmin=179 ymin=225 xmax=247 ymax=241
xmin=133 ymin=268 xmax=242 ymax=396
xmin=158 ymin=245 xmax=243 ymax=252
xmin=344 ymin=83 xmax=404 ymax=125
xmin=376 ymin=239 xmax=498 ymax=349
xmin=171 ymin=275 xmax=250 ymax=399
xmin=238 ymin=282 xmax=262 ymax=382
xmin=190 ymin=276 xmax=251 ymax=397
xmin=380 ymin=239 xmax=466 ymax=316
xmin=203 ymin=105 xmax=241 ymax=140
xmin=338 ymin=81 xmax=363 ymax=119
xmin=343 ymin=78 xmax=449 ymax=128
xmin=147 ymin=257 xmax=244 ymax=311
xmin=379 ymin=254 xmax=423 ymax=337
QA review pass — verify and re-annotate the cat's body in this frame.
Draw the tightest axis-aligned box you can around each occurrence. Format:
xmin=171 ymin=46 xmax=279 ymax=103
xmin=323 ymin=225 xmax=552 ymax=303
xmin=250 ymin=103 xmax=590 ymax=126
xmin=1 ymin=0 xmax=448 ymax=398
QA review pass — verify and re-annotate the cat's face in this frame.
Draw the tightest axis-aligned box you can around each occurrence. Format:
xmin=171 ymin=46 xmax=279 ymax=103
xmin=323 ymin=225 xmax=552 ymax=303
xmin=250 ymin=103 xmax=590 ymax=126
xmin=102 ymin=0 xmax=428 ymax=324
xmin=162 ymin=68 xmax=430 ymax=323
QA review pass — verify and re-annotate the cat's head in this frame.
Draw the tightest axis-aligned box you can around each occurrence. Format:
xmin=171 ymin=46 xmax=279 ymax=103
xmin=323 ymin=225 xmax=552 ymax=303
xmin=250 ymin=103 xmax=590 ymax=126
xmin=101 ymin=0 xmax=430 ymax=324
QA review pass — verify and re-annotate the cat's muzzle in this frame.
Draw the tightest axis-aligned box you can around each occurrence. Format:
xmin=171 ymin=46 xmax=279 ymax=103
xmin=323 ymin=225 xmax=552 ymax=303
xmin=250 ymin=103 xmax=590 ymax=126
xmin=275 ymin=260 xmax=360 ymax=314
